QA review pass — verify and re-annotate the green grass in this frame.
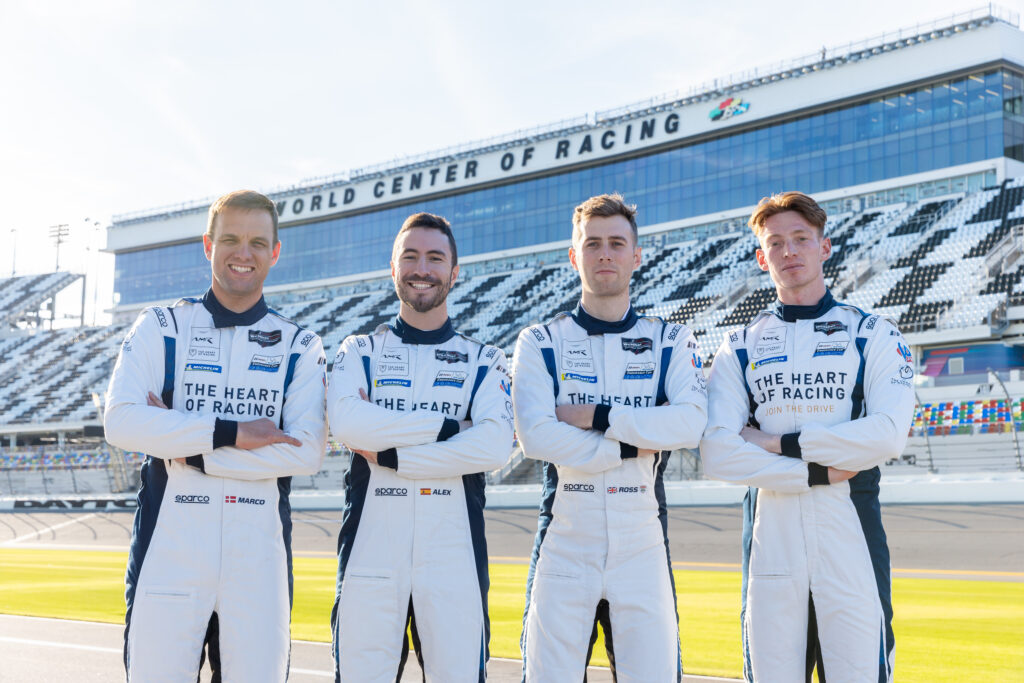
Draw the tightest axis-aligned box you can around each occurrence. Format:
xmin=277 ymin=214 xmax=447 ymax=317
xmin=2 ymin=548 xmax=1021 ymax=681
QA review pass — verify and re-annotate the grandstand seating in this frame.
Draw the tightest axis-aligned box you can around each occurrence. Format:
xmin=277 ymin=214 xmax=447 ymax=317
xmin=4 ymin=182 xmax=1024 ymax=484
xmin=0 ymin=272 xmax=80 ymax=327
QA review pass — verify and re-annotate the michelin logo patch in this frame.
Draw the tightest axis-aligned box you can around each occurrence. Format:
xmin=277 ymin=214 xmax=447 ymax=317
xmin=623 ymin=362 xmax=655 ymax=380
xmin=751 ymin=355 xmax=787 ymax=369
xmin=248 ymin=354 xmax=283 ymax=372
xmin=185 ymin=363 xmax=222 ymax=373
xmin=433 ymin=371 xmax=467 ymax=388
xmin=376 ymin=378 xmax=412 ymax=387
xmin=562 ymin=372 xmax=597 ymax=383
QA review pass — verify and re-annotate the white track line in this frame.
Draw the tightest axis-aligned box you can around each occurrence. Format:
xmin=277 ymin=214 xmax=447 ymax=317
xmin=1 ymin=513 xmax=98 ymax=546
xmin=0 ymin=635 xmax=119 ymax=654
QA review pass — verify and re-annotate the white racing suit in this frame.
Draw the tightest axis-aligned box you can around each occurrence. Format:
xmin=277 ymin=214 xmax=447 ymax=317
xmin=327 ymin=316 xmax=514 ymax=682
xmin=700 ymin=292 xmax=915 ymax=683
xmin=104 ymin=289 xmax=327 ymax=682
xmin=513 ymin=304 xmax=708 ymax=682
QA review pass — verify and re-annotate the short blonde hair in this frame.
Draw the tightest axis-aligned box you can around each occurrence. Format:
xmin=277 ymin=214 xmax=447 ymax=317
xmin=207 ymin=190 xmax=279 ymax=243
xmin=748 ymin=191 xmax=827 ymax=237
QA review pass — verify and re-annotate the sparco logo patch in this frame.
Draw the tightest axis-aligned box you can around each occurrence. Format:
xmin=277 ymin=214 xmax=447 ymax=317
xmin=249 ymin=330 xmax=282 ymax=347
xmin=153 ymin=308 xmax=168 ymax=328
xmin=435 ymin=349 xmax=468 ymax=364
xmin=175 ymin=494 xmax=210 ymax=504
xmin=621 ymin=338 xmax=653 ymax=355
xmin=375 ymin=487 xmax=408 ymax=496
xmin=562 ymin=483 xmax=595 ymax=492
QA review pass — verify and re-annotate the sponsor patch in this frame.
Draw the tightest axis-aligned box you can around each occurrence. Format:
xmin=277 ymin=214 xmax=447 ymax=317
xmin=729 ymin=331 xmax=739 ymax=343
xmin=248 ymin=329 xmax=282 ymax=347
xmin=484 ymin=347 xmax=498 ymax=359
xmin=188 ymin=327 xmax=220 ymax=361
xmin=813 ymin=342 xmax=848 ymax=357
xmin=299 ymin=333 xmax=315 ymax=347
xmin=435 ymin=349 xmax=468 ymax=364
xmin=249 ymin=354 xmax=283 ymax=373
xmin=530 ymin=328 xmax=545 ymax=342
xmin=225 ymin=495 xmax=265 ymax=505
xmin=751 ymin=355 xmax=787 ymax=370
xmin=865 ymin=315 xmax=879 ymax=330
xmin=356 ymin=337 xmax=367 ymax=348
xmin=624 ymin=362 xmax=655 ymax=380
xmin=375 ymin=378 xmax=412 ymax=387
xmin=561 ymin=372 xmax=597 ymax=383
xmin=174 ymin=494 xmax=209 ymax=504
xmin=814 ymin=321 xmax=847 ymax=336
xmin=899 ymin=365 xmax=914 ymax=379
xmin=562 ymin=483 xmax=595 ymax=492
xmin=499 ymin=379 xmax=511 ymax=395
xmin=433 ymin=371 xmax=467 ymax=388
xmin=153 ymin=308 xmax=168 ymax=328
xmin=377 ymin=347 xmax=409 ymax=376
xmin=562 ymin=339 xmax=595 ymax=373
xmin=753 ymin=328 xmax=786 ymax=359
xmin=334 ymin=350 xmax=345 ymax=365
xmin=896 ymin=342 xmax=913 ymax=363
xmin=691 ymin=353 xmax=702 ymax=368
xmin=667 ymin=325 xmax=681 ymax=341
xmin=374 ymin=487 xmax=407 ymax=496
xmin=185 ymin=363 xmax=222 ymax=373
xmin=621 ymin=337 xmax=653 ymax=355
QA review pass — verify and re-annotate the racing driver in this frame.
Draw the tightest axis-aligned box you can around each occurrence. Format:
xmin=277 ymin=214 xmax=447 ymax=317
xmin=513 ymin=194 xmax=708 ymax=682
xmin=105 ymin=189 xmax=328 ymax=682
xmin=328 ymin=212 xmax=514 ymax=682
xmin=700 ymin=191 xmax=915 ymax=682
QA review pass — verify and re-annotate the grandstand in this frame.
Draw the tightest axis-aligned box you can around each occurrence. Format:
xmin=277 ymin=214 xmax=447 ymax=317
xmin=3 ymin=6 xmax=1024 ymax=492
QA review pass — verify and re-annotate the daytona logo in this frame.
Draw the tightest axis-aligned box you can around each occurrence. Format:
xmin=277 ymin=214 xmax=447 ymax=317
xmin=225 ymin=495 xmax=265 ymax=505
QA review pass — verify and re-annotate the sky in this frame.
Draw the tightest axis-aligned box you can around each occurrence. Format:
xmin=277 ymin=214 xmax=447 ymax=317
xmin=0 ymin=0 xmax=1009 ymax=317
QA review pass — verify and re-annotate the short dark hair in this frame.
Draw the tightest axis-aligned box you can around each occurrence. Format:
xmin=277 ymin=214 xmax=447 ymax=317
xmin=572 ymin=193 xmax=639 ymax=244
xmin=749 ymin=191 xmax=827 ymax=237
xmin=394 ymin=212 xmax=458 ymax=266
xmin=207 ymin=190 xmax=279 ymax=243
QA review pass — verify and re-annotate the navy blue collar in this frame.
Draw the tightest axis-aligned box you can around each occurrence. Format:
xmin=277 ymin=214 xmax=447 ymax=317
xmin=571 ymin=302 xmax=639 ymax=335
xmin=202 ymin=288 xmax=268 ymax=328
xmin=770 ymin=290 xmax=836 ymax=322
xmin=389 ymin=315 xmax=456 ymax=345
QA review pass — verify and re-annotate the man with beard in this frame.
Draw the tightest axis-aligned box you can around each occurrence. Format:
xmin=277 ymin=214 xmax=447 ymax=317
xmin=513 ymin=194 xmax=708 ymax=681
xmin=327 ymin=212 xmax=515 ymax=682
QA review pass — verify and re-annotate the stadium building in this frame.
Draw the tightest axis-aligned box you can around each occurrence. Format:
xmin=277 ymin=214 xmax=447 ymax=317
xmin=3 ymin=5 xmax=1024 ymax=494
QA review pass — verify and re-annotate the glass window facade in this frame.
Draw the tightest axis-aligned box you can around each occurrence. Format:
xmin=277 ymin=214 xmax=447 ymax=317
xmin=116 ymin=67 xmax=1024 ymax=305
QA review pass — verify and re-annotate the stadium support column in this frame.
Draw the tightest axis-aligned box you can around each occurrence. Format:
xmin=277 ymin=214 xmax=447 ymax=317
xmin=987 ymin=367 xmax=1023 ymax=471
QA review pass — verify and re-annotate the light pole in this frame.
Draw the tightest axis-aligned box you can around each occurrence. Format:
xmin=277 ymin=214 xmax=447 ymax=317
xmin=49 ymin=223 xmax=70 ymax=272
xmin=8 ymin=227 xmax=15 ymax=277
